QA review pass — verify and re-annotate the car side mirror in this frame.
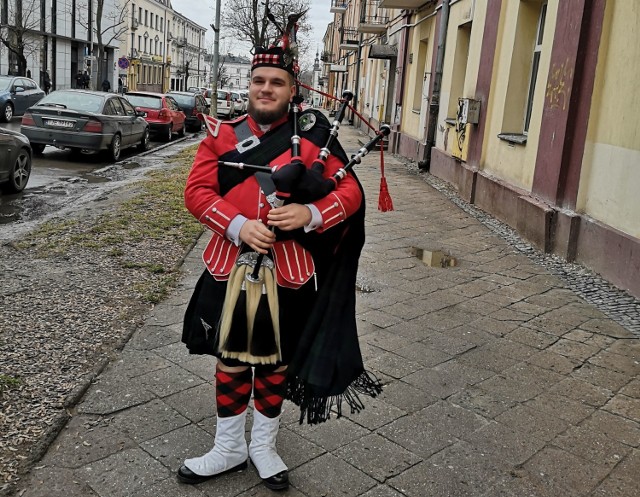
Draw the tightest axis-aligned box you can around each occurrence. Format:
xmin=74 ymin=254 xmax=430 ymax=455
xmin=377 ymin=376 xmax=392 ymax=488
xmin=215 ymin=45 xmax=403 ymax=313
xmin=136 ymin=110 xmax=146 ymax=117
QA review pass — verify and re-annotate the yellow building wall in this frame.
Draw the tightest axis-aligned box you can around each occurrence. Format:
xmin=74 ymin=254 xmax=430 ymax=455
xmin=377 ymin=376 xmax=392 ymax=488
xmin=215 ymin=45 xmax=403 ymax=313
xmin=481 ymin=0 xmax=558 ymax=191
xmin=577 ymin=1 xmax=640 ymax=237
xmin=400 ymin=13 xmax=436 ymax=140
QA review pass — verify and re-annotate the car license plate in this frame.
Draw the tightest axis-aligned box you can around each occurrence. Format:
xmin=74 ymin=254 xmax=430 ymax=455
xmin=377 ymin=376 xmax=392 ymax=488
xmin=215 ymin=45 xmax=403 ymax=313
xmin=44 ymin=119 xmax=75 ymax=128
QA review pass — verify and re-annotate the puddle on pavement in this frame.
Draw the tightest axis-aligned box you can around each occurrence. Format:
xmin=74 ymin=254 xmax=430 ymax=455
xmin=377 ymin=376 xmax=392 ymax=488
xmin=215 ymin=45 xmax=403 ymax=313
xmin=121 ymin=161 xmax=141 ymax=170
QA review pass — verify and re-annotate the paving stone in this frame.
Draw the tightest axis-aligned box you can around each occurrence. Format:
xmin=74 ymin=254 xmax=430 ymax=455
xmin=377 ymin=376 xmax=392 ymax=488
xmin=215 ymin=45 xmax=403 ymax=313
xmin=547 ymin=377 xmax=613 ymax=407
xmin=359 ymin=329 xmax=413 ymax=353
xmin=481 ymin=473 xmax=555 ymax=497
xmin=377 ymin=410 xmax=456 ymax=459
xmin=381 ymin=319 xmax=432 ymax=341
xmin=456 ymin=342 xmax=526 ymax=373
xmin=127 ymin=324 xmax=182 ymax=351
xmin=164 ymin=382 xmax=216 ymax=424
xmin=571 ymin=363 xmax=631 ymax=392
xmin=136 ymin=363 xmax=204 ymax=398
xmin=422 ymin=304 xmax=479 ymax=331
xmin=134 ymin=477 xmax=209 ymax=496
xmin=420 ymin=330 xmax=477 ymax=355
xmin=111 ymin=347 xmax=177 ymax=379
xmin=524 ymin=393 xmax=595 ymax=424
xmin=584 ymin=332 xmax=617 ymax=350
xmin=620 ymin=378 xmax=640 ymax=398
xmin=501 ymin=363 xmax=565 ymax=391
xmin=342 ymin=394 xmax=407 ymax=430
xmin=590 ymin=476 xmax=640 ymax=497
xmin=20 ymin=466 xmax=100 ymax=497
xmin=562 ymin=329 xmax=594 ymax=343
xmin=236 ymin=484 xmax=307 ymax=496
xmin=198 ymin=465 xmax=262 ymax=497
xmin=402 ymin=366 xmax=470 ymax=399
xmin=547 ymin=338 xmax=601 ymax=362
xmin=78 ymin=375 xmax=157 ymax=415
xmin=588 ymin=350 xmax=640 ymax=376
xmin=605 ymin=448 xmax=640 ymax=488
xmin=419 ymin=400 xmax=489 ymax=439
xmin=461 ymin=420 xmax=547 ymax=465
xmin=579 ymin=410 xmax=640 ymax=447
xmin=604 ymin=394 xmax=640 ymax=423
xmin=469 ymin=315 xmax=520 ymax=337
xmin=447 ymin=324 xmax=496 ymax=346
xmin=525 ymin=349 xmax=581 ymax=375
xmin=449 ymin=386 xmax=518 ymax=419
xmin=110 ymin=398 xmax=190 ymax=443
xmin=381 ymin=301 xmax=430 ymax=320
xmin=333 ymin=433 xmax=422 ymax=483
xmin=359 ymin=309 xmax=404 ymax=329
xmin=290 ymin=453 xmax=377 ymax=497
xmin=359 ymin=484 xmax=406 ymax=497
xmin=524 ymin=289 xmax=579 ymax=309
xmin=455 ymin=297 xmax=503 ymax=316
xmin=474 ymin=375 xmax=538 ymax=404
xmin=41 ymin=415 xmax=136 ymax=469
xmin=364 ymin=351 xmax=423 ymax=379
xmin=524 ymin=316 xmax=580 ymax=337
xmin=507 ymin=300 xmax=549 ymax=316
xmin=606 ymin=339 xmax=640 ymax=358
xmin=287 ymin=415 xmax=370 ymax=452
xmin=449 ymin=279 xmax=501 ymax=298
xmin=388 ymin=441 xmax=506 ymax=497
xmin=522 ymin=446 xmax=611 ymax=496
xmin=179 ymin=354 xmax=216 ymax=382
xmin=433 ymin=359 xmax=495 ymax=386
xmin=506 ymin=327 xmax=559 ymax=350
xmin=579 ymin=318 xmax=635 ymax=338
xmin=277 ymin=427 xmax=326 ymax=469
xmin=357 ymin=288 xmax=417 ymax=310
xmin=495 ymin=404 xmax=569 ymax=442
xmin=392 ymin=341 xmax=452 ymax=367
xmin=80 ymin=448 xmax=170 ymax=497
xmin=552 ymin=425 xmax=630 ymax=469
xmin=378 ymin=380 xmax=439 ymax=413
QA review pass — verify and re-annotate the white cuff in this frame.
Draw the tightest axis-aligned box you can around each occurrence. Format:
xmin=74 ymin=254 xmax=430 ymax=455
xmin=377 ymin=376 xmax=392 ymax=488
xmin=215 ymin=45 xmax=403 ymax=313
xmin=304 ymin=204 xmax=322 ymax=232
xmin=227 ymin=214 xmax=249 ymax=246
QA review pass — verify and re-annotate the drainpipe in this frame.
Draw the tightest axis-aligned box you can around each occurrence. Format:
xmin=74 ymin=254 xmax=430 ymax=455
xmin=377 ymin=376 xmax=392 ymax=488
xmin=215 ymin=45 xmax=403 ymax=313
xmin=420 ymin=0 xmax=450 ymax=170
xmin=351 ymin=32 xmax=363 ymax=127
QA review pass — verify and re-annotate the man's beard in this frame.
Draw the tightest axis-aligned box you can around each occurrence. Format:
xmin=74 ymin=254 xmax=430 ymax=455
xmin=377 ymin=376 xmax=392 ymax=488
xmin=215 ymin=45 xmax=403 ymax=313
xmin=248 ymin=99 xmax=290 ymax=125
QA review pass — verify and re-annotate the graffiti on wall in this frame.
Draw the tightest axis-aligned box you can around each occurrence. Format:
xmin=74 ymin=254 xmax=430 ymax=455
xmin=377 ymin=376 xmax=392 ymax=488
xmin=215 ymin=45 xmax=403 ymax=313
xmin=545 ymin=58 xmax=573 ymax=111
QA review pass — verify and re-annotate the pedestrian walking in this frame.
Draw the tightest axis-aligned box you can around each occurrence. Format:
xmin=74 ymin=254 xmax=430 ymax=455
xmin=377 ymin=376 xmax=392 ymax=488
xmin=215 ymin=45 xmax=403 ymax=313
xmin=42 ymin=71 xmax=51 ymax=94
xmin=101 ymin=79 xmax=111 ymax=92
xmin=82 ymin=71 xmax=90 ymax=89
xmin=117 ymin=77 xmax=124 ymax=94
xmin=75 ymin=71 xmax=83 ymax=89
xmin=178 ymin=11 xmax=380 ymax=491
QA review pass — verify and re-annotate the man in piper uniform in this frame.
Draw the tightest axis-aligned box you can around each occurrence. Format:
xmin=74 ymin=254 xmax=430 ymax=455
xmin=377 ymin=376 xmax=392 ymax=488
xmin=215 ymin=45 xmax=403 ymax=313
xmin=178 ymin=34 xmax=379 ymax=490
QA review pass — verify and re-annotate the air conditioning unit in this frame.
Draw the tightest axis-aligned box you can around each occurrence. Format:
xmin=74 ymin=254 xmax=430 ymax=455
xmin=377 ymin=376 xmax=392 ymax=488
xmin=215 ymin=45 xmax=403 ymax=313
xmin=132 ymin=19 xmax=139 ymax=29
xmin=167 ymin=32 xmax=173 ymax=41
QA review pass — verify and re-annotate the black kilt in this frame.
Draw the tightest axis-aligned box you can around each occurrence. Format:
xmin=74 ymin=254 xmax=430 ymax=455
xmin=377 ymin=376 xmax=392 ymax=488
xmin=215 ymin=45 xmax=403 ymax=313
xmin=182 ymin=268 xmax=318 ymax=366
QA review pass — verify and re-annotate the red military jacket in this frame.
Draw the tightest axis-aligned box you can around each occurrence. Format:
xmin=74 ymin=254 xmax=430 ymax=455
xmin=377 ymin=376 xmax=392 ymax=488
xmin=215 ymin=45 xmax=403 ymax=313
xmin=184 ymin=112 xmax=362 ymax=288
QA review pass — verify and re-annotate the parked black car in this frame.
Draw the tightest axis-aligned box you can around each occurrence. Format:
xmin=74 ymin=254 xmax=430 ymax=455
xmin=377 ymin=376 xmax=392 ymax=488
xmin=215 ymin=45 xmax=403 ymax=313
xmin=0 ymin=128 xmax=32 ymax=193
xmin=167 ymin=91 xmax=208 ymax=131
xmin=0 ymin=76 xmax=46 ymax=122
xmin=20 ymin=90 xmax=149 ymax=161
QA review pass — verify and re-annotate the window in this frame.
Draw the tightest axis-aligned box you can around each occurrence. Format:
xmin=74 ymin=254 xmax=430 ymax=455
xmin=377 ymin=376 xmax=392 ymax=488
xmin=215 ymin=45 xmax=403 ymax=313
xmin=160 ymin=17 xmax=164 ymax=32
xmin=524 ymin=3 xmax=547 ymax=133
xmin=501 ymin=0 xmax=547 ymax=137
xmin=447 ymin=24 xmax=471 ymax=118
xmin=110 ymin=98 xmax=126 ymax=116
xmin=138 ymin=36 xmax=142 ymax=51
xmin=145 ymin=10 xmax=148 ymax=26
xmin=412 ymin=39 xmax=429 ymax=112
xmin=120 ymin=98 xmax=136 ymax=116
xmin=138 ymin=7 xmax=142 ymax=23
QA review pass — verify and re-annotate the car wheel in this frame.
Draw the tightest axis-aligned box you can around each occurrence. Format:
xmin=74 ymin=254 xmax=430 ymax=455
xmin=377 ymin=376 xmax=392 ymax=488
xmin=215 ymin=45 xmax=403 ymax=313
xmin=1 ymin=102 xmax=14 ymax=123
xmin=138 ymin=127 xmax=150 ymax=151
xmin=109 ymin=134 xmax=122 ymax=162
xmin=31 ymin=143 xmax=46 ymax=155
xmin=177 ymin=122 xmax=186 ymax=137
xmin=164 ymin=124 xmax=172 ymax=142
xmin=0 ymin=147 xmax=31 ymax=193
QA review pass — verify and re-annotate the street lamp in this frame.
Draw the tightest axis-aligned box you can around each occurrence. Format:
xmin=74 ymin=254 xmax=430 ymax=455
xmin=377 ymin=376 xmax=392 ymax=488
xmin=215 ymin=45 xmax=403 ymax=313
xmin=210 ymin=0 xmax=221 ymax=116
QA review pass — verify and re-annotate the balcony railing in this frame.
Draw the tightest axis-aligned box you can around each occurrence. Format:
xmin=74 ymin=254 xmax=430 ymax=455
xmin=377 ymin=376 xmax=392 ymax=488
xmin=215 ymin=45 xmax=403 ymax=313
xmin=320 ymin=51 xmax=335 ymax=64
xmin=339 ymin=27 xmax=359 ymax=51
xmin=359 ymin=2 xmax=389 ymax=34
xmin=330 ymin=1 xmax=348 ymax=14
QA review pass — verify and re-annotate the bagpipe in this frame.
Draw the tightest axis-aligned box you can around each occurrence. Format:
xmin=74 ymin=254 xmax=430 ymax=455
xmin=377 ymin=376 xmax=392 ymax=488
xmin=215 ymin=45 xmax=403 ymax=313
xmin=216 ymin=11 xmax=394 ymax=366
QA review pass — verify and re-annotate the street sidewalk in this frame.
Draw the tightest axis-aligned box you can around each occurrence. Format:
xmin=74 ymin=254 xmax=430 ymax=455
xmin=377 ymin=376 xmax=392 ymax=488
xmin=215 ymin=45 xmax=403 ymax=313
xmin=19 ymin=119 xmax=640 ymax=497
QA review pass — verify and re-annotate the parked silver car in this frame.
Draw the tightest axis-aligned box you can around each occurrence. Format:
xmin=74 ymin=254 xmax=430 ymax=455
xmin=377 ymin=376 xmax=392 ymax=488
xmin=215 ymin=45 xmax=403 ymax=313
xmin=20 ymin=90 xmax=149 ymax=161
xmin=0 ymin=76 xmax=46 ymax=122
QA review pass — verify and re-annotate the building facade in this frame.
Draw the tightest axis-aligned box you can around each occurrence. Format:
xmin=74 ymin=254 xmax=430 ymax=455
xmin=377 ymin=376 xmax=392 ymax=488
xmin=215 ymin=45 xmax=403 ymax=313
xmin=0 ymin=0 xmax=123 ymax=91
xmin=322 ymin=0 xmax=640 ymax=299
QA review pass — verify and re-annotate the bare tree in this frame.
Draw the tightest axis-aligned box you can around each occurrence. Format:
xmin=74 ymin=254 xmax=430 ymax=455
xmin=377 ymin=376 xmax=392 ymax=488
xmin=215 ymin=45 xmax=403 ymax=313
xmin=75 ymin=0 xmax=130 ymax=88
xmin=221 ymin=0 xmax=311 ymax=57
xmin=0 ymin=0 xmax=43 ymax=76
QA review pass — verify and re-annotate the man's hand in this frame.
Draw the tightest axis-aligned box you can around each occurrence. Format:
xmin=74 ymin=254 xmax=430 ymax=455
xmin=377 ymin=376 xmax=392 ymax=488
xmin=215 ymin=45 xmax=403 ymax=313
xmin=239 ymin=219 xmax=276 ymax=254
xmin=267 ymin=204 xmax=312 ymax=231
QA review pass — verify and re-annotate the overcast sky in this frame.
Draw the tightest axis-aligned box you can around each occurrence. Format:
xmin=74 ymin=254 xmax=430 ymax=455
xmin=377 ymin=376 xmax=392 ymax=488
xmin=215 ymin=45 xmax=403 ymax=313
xmin=169 ymin=0 xmax=333 ymax=66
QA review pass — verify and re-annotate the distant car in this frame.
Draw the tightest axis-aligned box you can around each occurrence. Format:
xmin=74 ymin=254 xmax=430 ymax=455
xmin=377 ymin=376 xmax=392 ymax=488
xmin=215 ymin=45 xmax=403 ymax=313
xmin=229 ymin=91 xmax=246 ymax=115
xmin=0 ymin=127 xmax=32 ymax=193
xmin=123 ymin=91 xmax=186 ymax=142
xmin=187 ymin=86 xmax=207 ymax=96
xmin=20 ymin=90 xmax=149 ymax=162
xmin=0 ymin=76 xmax=46 ymax=122
xmin=167 ymin=91 xmax=208 ymax=131
xmin=214 ymin=89 xmax=236 ymax=119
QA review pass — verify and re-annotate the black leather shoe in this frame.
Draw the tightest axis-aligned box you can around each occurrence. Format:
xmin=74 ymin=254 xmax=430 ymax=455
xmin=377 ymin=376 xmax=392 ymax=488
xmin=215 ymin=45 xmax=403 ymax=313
xmin=262 ymin=470 xmax=289 ymax=491
xmin=176 ymin=460 xmax=248 ymax=484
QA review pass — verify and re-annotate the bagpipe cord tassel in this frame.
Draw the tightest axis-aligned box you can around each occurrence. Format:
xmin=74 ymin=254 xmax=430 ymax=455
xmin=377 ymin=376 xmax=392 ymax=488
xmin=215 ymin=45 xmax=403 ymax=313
xmin=377 ymin=140 xmax=394 ymax=212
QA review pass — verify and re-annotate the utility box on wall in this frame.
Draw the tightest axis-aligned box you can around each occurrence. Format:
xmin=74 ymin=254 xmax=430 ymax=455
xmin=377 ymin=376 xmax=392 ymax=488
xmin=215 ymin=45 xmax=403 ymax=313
xmin=457 ymin=98 xmax=480 ymax=125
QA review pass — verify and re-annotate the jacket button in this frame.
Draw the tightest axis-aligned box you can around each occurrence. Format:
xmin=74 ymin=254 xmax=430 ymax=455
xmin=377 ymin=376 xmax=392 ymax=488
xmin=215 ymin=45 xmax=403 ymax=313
xmin=212 ymin=207 xmax=217 ymax=213
xmin=333 ymin=202 xmax=339 ymax=207
xmin=259 ymin=203 xmax=265 ymax=208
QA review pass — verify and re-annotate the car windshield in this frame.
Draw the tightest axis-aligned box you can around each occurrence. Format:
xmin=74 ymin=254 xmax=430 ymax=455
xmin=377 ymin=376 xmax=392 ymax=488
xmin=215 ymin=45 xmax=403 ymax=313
xmin=37 ymin=91 xmax=104 ymax=113
xmin=125 ymin=94 xmax=162 ymax=109
xmin=217 ymin=91 xmax=228 ymax=100
xmin=0 ymin=77 xmax=13 ymax=90
xmin=169 ymin=93 xmax=193 ymax=105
